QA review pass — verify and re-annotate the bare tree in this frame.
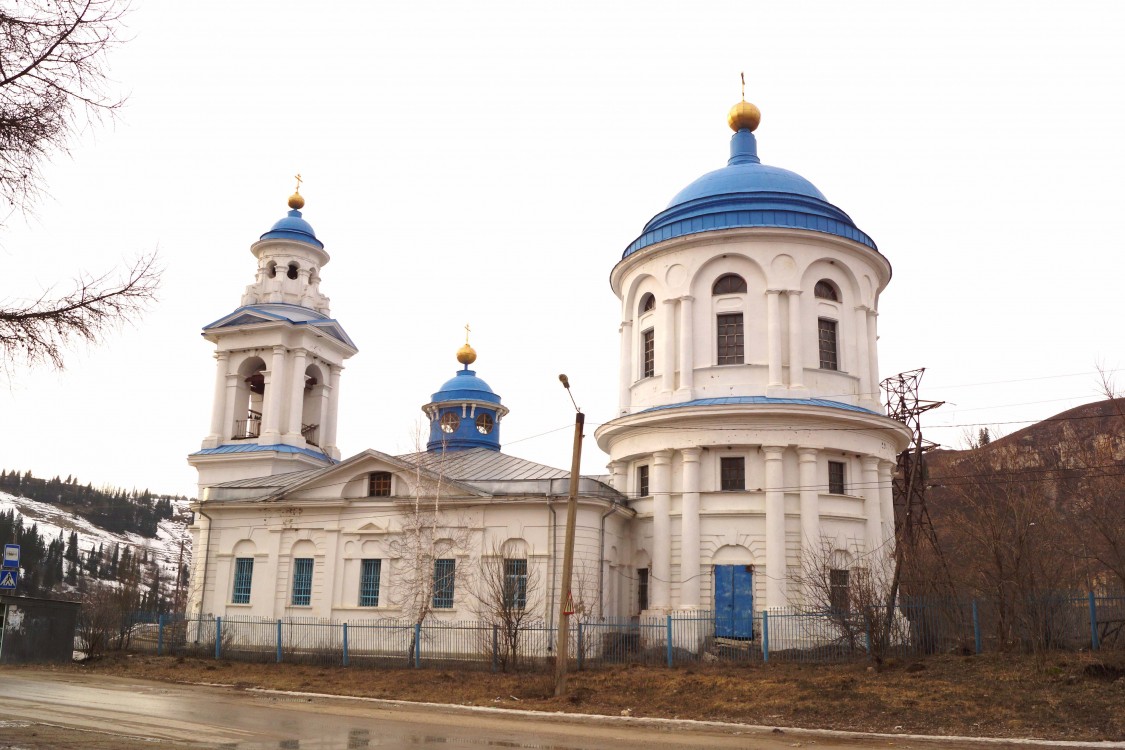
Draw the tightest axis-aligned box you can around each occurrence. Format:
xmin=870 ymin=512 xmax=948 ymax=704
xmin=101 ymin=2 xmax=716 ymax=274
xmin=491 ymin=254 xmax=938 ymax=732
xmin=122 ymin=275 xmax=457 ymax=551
xmin=1 ymin=0 xmax=128 ymax=215
xmin=472 ymin=541 xmax=542 ymax=671
xmin=1 ymin=0 xmax=160 ymax=370
xmin=0 ymin=253 xmax=159 ymax=368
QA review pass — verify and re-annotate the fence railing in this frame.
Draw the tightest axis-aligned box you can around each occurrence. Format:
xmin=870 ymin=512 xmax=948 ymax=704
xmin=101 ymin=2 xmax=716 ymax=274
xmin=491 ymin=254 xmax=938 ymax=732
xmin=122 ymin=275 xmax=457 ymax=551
xmin=114 ymin=594 xmax=1125 ymax=671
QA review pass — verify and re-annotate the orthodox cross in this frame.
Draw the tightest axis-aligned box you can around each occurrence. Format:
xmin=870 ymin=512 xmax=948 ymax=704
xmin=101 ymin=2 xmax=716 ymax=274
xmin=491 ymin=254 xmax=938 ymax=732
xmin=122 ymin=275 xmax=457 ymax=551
xmin=464 ymin=323 xmax=471 ymax=344
xmin=294 ymin=173 xmax=303 ymax=194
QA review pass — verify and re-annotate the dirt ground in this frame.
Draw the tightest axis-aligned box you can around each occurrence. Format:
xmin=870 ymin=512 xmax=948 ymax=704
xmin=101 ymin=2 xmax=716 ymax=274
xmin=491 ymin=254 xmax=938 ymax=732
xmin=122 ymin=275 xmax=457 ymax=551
xmin=26 ymin=650 xmax=1125 ymax=742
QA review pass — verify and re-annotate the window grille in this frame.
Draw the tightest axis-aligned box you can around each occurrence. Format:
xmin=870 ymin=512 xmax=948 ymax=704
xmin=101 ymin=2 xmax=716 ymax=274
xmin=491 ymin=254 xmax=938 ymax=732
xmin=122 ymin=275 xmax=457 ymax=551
xmin=637 ymin=464 xmax=649 ymax=497
xmin=291 ymin=558 xmax=313 ymax=606
xmin=368 ymin=472 xmax=392 ymax=497
xmin=814 ymin=279 xmax=839 ymax=301
xmin=637 ymin=568 xmax=649 ymax=612
xmin=359 ymin=559 xmax=381 ymax=606
xmin=828 ymin=460 xmax=846 ymax=494
xmin=717 ymin=313 xmax=744 ymax=365
xmin=641 ymin=329 xmax=655 ymax=378
xmin=830 ymin=568 xmax=850 ymax=613
xmin=720 ymin=456 xmax=746 ymax=491
xmin=639 ymin=293 xmax=655 ymax=314
xmin=433 ymin=559 xmax=456 ymax=609
xmin=818 ymin=318 xmax=838 ymax=370
xmin=712 ymin=274 xmax=747 ymax=294
xmin=232 ymin=558 xmax=253 ymax=604
xmin=504 ymin=559 xmax=527 ymax=609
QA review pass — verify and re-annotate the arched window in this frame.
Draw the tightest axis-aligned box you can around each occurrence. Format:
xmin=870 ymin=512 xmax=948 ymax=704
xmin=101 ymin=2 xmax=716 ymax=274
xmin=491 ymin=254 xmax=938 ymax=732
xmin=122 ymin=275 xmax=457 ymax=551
xmin=266 ymin=261 xmax=277 ymax=279
xmin=287 ymin=262 xmax=299 ymax=280
xmin=814 ymin=280 xmax=839 ymax=301
xmin=639 ymin=293 xmax=655 ymax=314
xmin=712 ymin=274 xmax=747 ymax=295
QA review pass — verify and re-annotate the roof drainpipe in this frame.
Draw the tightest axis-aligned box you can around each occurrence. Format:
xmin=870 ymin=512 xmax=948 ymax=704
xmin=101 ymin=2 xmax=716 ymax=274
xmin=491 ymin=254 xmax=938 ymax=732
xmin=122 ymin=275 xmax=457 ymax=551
xmin=546 ymin=480 xmax=557 ymax=649
xmin=598 ymin=503 xmax=615 ymax=619
xmin=195 ymin=503 xmax=213 ymax=618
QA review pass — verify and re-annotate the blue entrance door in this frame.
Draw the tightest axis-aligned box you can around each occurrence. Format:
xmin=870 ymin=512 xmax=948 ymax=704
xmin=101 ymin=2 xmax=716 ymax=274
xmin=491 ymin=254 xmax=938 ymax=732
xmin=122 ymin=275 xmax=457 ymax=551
xmin=714 ymin=564 xmax=754 ymax=638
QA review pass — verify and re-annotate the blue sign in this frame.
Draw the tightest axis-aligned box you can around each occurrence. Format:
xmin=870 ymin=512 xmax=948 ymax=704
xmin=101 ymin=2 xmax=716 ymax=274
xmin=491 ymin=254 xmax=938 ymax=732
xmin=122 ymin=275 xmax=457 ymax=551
xmin=0 ymin=569 xmax=17 ymax=590
xmin=2 ymin=544 xmax=18 ymax=569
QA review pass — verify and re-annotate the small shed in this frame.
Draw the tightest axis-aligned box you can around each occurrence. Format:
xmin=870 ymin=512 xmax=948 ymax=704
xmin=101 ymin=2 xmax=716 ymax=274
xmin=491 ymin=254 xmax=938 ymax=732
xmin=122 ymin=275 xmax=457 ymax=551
xmin=0 ymin=593 xmax=81 ymax=664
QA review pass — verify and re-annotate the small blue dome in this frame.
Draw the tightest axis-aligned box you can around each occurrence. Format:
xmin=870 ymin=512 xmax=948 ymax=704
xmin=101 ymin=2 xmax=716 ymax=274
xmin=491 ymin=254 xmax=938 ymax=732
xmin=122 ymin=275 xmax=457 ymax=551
xmin=623 ymin=129 xmax=876 ymax=258
xmin=260 ymin=209 xmax=324 ymax=250
xmin=430 ymin=369 xmax=502 ymax=405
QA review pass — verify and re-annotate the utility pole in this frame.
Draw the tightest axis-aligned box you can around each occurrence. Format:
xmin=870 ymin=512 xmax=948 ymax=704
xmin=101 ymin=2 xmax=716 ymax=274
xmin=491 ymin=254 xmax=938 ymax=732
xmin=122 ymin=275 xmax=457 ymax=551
xmin=554 ymin=374 xmax=584 ymax=697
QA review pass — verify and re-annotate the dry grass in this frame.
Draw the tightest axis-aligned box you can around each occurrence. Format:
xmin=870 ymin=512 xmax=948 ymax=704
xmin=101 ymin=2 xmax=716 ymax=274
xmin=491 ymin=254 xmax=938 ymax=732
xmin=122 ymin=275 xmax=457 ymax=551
xmin=48 ymin=651 xmax=1125 ymax=741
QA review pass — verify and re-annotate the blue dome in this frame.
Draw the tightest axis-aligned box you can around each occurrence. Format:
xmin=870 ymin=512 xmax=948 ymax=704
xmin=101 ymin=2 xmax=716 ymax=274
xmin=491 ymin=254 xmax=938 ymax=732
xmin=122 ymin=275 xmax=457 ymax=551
xmin=430 ymin=369 xmax=502 ymax=405
xmin=260 ymin=209 xmax=324 ymax=250
xmin=623 ymin=129 xmax=876 ymax=258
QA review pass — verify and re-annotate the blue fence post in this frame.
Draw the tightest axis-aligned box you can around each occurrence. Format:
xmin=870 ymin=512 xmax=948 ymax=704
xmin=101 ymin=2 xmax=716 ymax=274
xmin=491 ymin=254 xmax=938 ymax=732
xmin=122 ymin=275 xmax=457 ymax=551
xmin=972 ymin=600 xmax=982 ymax=654
xmin=762 ymin=611 xmax=770 ymax=663
xmin=1089 ymin=592 xmax=1100 ymax=651
xmin=577 ymin=623 xmax=584 ymax=671
xmin=276 ymin=620 xmax=283 ymax=663
xmin=414 ymin=622 xmax=422 ymax=669
xmin=666 ymin=615 xmax=673 ymax=668
xmin=491 ymin=625 xmax=498 ymax=673
xmin=157 ymin=614 xmax=164 ymax=656
xmin=215 ymin=617 xmax=222 ymax=660
xmin=342 ymin=622 xmax=349 ymax=667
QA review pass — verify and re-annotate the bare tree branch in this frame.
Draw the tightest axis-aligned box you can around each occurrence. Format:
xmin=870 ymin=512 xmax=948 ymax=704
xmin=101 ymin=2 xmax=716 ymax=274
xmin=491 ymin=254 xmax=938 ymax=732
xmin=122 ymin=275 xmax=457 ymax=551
xmin=0 ymin=252 xmax=159 ymax=368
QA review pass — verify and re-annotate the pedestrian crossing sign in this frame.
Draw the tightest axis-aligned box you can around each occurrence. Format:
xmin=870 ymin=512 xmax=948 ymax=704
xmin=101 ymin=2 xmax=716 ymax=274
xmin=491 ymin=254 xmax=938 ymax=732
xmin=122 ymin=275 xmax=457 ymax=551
xmin=0 ymin=569 xmax=17 ymax=590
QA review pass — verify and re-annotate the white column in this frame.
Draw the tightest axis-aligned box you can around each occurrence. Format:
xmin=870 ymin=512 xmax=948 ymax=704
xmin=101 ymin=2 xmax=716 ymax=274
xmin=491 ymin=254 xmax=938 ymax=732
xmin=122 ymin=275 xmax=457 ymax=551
xmin=676 ymin=296 xmax=694 ymax=400
xmin=286 ymin=348 xmax=308 ymax=439
xmin=867 ymin=310 xmax=880 ymax=405
xmin=797 ymin=447 xmax=819 ymax=559
xmin=313 ymin=383 xmax=329 ymax=448
xmin=787 ymin=291 xmax=804 ymax=391
xmin=324 ymin=365 xmax=343 ymax=459
xmin=261 ymin=345 xmax=287 ymax=440
xmin=609 ymin=461 xmax=628 ymax=493
xmin=222 ymin=372 xmax=240 ymax=443
xmin=660 ymin=300 xmax=676 ymax=395
xmin=679 ymin=447 xmax=702 ymax=608
xmin=651 ymin=449 xmax=673 ymax=610
xmin=766 ymin=290 xmax=783 ymax=389
xmin=879 ymin=459 xmax=897 ymax=547
xmin=618 ymin=321 xmax=633 ymax=415
xmin=862 ymin=456 xmax=882 ymax=554
xmin=854 ymin=306 xmax=871 ymax=402
xmin=763 ymin=445 xmax=787 ymax=608
xmin=206 ymin=352 xmax=230 ymax=446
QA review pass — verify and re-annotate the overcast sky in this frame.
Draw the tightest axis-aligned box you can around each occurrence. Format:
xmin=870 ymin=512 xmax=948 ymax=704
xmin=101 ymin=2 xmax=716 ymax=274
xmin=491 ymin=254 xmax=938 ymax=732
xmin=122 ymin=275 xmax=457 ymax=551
xmin=1 ymin=1 xmax=1122 ymax=498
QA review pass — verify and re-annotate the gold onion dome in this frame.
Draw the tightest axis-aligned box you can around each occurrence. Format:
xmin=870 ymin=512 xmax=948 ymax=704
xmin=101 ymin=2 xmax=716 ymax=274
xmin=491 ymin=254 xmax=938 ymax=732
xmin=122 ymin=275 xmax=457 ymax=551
xmin=457 ymin=343 xmax=477 ymax=366
xmin=728 ymin=99 xmax=761 ymax=132
xmin=288 ymin=191 xmax=305 ymax=210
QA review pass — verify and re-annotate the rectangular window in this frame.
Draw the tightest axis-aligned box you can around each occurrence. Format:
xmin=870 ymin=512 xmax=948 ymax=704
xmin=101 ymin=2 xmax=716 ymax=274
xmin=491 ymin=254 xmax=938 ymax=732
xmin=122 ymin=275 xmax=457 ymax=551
xmin=368 ymin=471 xmax=392 ymax=497
xmin=720 ymin=456 xmax=746 ymax=491
xmin=828 ymin=460 xmax=846 ymax=494
xmin=637 ymin=567 xmax=649 ymax=612
xmin=636 ymin=464 xmax=649 ymax=497
xmin=232 ymin=557 xmax=253 ymax=604
xmin=818 ymin=318 xmax=838 ymax=370
xmin=504 ymin=558 xmax=527 ymax=610
xmin=641 ymin=328 xmax=655 ymax=378
xmin=433 ymin=558 xmax=456 ymax=609
xmin=291 ymin=558 xmax=313 ymax=606
xmin=717 ymin=313 xmax=744 ymax=365
xmin=829 ymin=568 xmax=850 ymax=613
xmin=359 ymin=559 xmax=381 ymax=606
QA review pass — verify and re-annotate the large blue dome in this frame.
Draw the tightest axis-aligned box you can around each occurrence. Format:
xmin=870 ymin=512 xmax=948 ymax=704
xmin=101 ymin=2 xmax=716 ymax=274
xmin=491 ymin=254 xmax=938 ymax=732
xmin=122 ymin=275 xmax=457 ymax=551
xmin=623 ymin=129 xmax=876 ymax=258
xmin=430 ymin=369 xmax=502 ymax=405
xmin=260 ymin=209 xmax=324 ymax=250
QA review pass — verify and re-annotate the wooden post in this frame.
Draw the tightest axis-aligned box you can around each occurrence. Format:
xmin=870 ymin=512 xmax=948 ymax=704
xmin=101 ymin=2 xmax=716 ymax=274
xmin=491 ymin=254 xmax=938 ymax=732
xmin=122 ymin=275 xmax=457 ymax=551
xmin=554 ymin=409 xmax=584 ymax=697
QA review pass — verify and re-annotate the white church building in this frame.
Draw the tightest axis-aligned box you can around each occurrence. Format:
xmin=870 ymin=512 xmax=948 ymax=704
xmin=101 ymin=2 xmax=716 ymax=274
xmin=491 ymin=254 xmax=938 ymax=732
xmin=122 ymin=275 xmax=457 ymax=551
xmin=186 ymin=96 xmax=910 ymax=631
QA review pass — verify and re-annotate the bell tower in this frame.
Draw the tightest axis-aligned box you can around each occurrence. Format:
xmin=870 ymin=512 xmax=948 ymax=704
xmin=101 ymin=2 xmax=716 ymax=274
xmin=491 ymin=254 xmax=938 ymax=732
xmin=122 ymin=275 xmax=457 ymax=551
xmin=188 ymin=188 xmax=358 ymax=490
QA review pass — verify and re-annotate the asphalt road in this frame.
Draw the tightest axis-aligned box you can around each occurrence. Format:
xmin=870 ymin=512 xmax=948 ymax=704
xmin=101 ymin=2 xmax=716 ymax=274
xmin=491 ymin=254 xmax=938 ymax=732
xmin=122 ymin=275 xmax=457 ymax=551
xmin=0 ymin=669 xmax=1051 ymax=750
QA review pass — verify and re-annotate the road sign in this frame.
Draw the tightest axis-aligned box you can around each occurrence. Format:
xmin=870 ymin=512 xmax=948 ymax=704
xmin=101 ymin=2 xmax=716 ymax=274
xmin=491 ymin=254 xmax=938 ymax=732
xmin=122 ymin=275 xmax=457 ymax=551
xmin=0 ymin=569 xmax=17 ymax=590
xmin=2 ymin=544 xmax=18 ymax=569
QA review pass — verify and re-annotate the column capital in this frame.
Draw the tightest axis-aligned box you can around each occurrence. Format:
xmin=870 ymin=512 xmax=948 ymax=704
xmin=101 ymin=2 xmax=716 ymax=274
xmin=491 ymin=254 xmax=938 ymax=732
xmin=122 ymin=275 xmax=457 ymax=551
xmin=762 ymin=445 xmax=786 ymax=460
xmin=766 ymin=288 xmax=783 ymax=296
xmin=619 ymin=320 xmax=633 ymax=331
xmin=797 ymin=446 xmax=818 ymax=460
xmin=879 ymin=458 xmax=898 ymax=472
xmin=291 ymin=347 xmax=308 ymax=357
xmin=677 ymin=294 xmax=695 ymax=303
xmin=272 ymin=344 xmax=287 ymax=355
xmin=861 ymin=455 xmax=881 ymax=469
xmin=680 ymin=446 xmax=702 ymax=462
xmin=786 ymin=289 xmax=803 ymax=296
xmin=854 ymin=304 xmax=874 ymax=314
xmin=214 ymin=351 xmax=230 ymax=362
xmin=653 ymin=449 xmax=673 ymax=465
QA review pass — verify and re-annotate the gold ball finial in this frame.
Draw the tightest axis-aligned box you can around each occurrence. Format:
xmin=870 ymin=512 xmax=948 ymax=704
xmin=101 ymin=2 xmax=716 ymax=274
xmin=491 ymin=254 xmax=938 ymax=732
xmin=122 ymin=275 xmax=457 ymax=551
xmin=288 ymin=192 xmax=305 ymax=210
xmin=728 ymin=100 xmax=761 ymax=132
xmin=457 ymin=343 xmax=477 ymax=365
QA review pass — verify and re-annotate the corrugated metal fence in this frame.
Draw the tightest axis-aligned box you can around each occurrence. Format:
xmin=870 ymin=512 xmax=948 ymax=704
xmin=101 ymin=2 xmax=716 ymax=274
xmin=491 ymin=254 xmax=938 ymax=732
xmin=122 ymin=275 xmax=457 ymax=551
xmin=120 ymin=594 xmax=1125 ymax=671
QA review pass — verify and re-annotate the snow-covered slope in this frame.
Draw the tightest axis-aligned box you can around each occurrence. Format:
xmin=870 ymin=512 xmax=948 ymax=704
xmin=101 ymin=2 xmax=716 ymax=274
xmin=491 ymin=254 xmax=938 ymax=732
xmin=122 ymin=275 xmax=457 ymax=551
xmin=0 ymin=490 xmax=191 ymax=583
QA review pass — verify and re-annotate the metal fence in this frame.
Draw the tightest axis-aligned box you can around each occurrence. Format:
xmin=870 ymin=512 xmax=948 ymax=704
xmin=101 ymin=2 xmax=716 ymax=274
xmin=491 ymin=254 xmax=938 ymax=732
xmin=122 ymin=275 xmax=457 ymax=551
xmin=118 ymin=594 xmax=1125 ymax=671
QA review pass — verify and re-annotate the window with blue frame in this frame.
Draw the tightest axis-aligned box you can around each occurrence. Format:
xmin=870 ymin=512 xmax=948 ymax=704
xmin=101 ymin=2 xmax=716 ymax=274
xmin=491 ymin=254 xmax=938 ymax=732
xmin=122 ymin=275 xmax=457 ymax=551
xmin=291 ymin=558 xmax=313 ymax=606
xmin=359 ymin=559 xmax=381 ymax=606
xmin=504 ymin=558 xmax=527 ymax=610
xmin=232 ymin=557 xmax=253 ymax=604
xmin=433 ymin=559 xmax=456 ymax=609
